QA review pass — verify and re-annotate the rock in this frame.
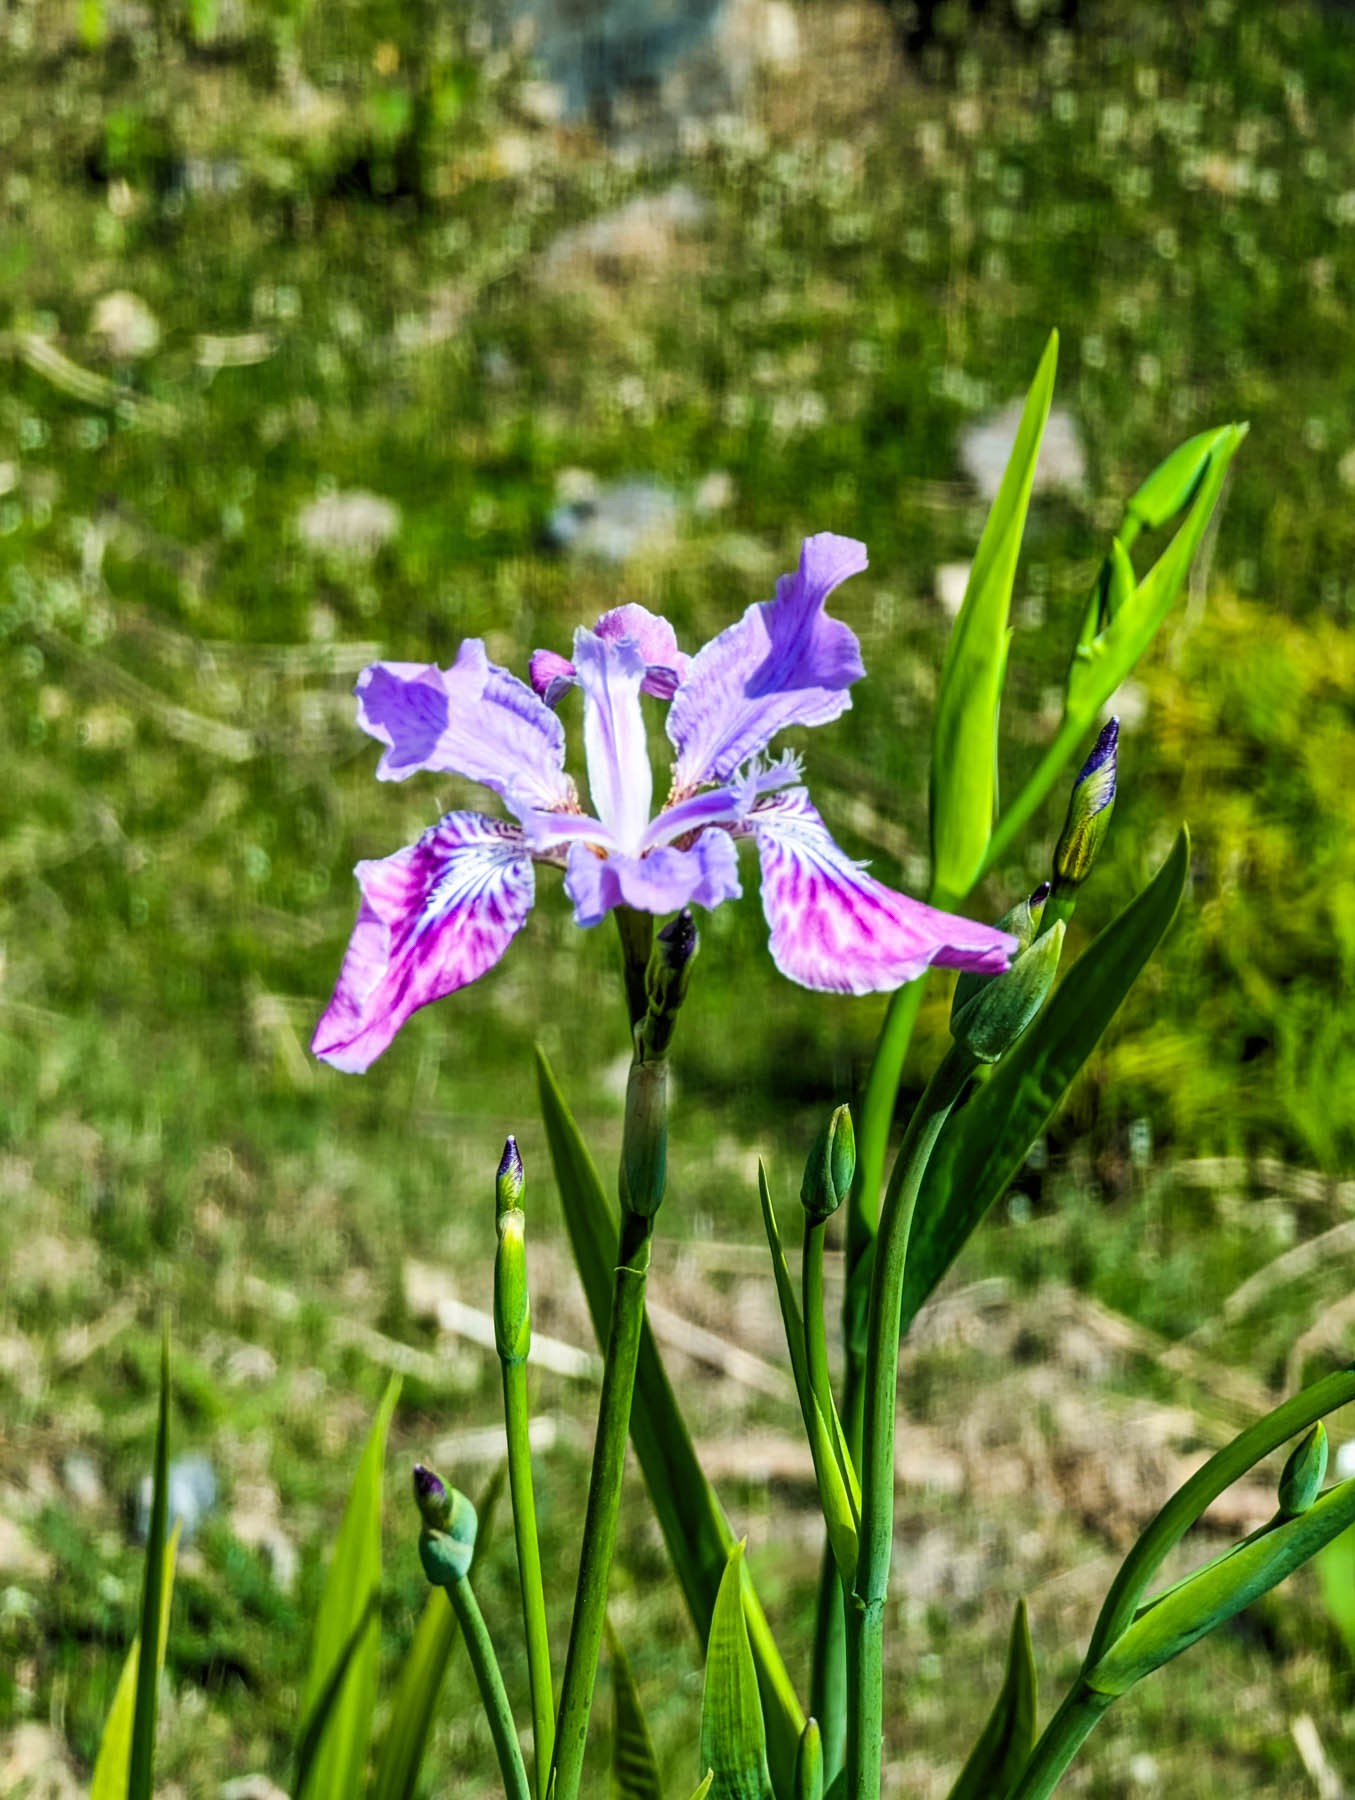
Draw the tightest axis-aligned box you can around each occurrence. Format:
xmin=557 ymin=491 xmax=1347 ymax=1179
xmin=60 ymin=1452 xmax=104 ymax=1511
xmin=934 ymin=561 xmax=971 ymax=617
xmin=545 ymin=473 xmax=681 ymax=563
xmin=90 ymin=290 xmax=161 ymax=361
xmin=504 ymin=0 xmax=799 ymax=137
xmin=221 ymin=1780 xmax=292 ymax=1800
xmin=0 ymin=1724 xmax=81 ymax=1800
xmin=296 ymin=491 xmax=400 ymax=560
xmin=537 ymin=183 xmax=708 ymax=283
xmin=959 ymin=400 xmax=1087 ymax=502
xmin=136 ymin=1453 xmax=217 ymax=1545
xmin=0 ymin=1514 xmax=50 ymax=1580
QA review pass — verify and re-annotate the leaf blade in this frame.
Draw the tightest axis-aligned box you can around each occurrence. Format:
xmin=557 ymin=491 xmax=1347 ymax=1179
xmin=607 ymin=1622 xmax=664 ymax=1800
xmin=127 ymin=1322 xmax=172 ymax=1800
xmin=931 ymin=333 xmax=1058 ymax=902
xmin=700 ymin=1544 xmax=774 ymax=1800
xmin=902 ymin=828 xmax=1190 ymax=1333
xmin=946 ymin=1600 xmax=1037 ymax=1800
xmin=297 ymin=1375 xmax=401 ymax=1800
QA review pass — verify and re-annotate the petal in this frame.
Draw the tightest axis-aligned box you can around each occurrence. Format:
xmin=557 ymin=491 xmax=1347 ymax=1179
xmin=356 ymin=642 xmax=573 ymax=814
xmin=752 ymin=790 xmax=1016 ymax=994
xmin=312 ymin=812 xmax=536 ymax=1072
xmin=595 ymin=603 xmax=690 ymax=698
xmin=573 ymin=628 xmax=653 ymax=854
xmin=668 ymin=533 xmax=868 ymax=788
xmin=529 ymin=648 xmax=575 ymax=704
xmin=563 ymin=830 xmax=741 ymax=927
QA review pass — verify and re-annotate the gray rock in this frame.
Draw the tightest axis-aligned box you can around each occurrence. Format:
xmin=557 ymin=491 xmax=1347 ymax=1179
xmin=546 ymin=473 xmax=681 ymax=563
xmin=959 ymin=400 xmax=1087 ymax=502
xmin=296 ymin=490 xmax=400 ymax=560
xmin=90 ymin=290 xmax=161 ymax=362
xmin=505 ymin=0 xmax=799 ymax=137
xmin=136 ymin=1453 xmax=218 ymax=1544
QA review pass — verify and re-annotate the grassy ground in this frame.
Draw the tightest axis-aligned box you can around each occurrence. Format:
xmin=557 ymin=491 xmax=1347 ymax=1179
xmin=3 ymin=0 xmax=1355 ymax=1793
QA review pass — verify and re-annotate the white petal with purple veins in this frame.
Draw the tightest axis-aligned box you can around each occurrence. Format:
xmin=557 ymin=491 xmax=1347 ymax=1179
xmin=312 ymin=812 xmax=536 ymax=1072
xmin=668 ymin=533 xmax=868 ymax=789
xmin=752 ymin=789 xmax=1016 ymax=994
xmin=563 ymin=830 xmax=741 ymax=927
xmin=356 ymin=642 xmax=573 ymax=813
xmin=573 ymin=628 xmax=654 ymax=854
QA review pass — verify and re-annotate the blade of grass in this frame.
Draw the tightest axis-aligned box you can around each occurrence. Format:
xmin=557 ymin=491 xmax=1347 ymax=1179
xmin=127 ymin=1321 xmax=171 ymax=1800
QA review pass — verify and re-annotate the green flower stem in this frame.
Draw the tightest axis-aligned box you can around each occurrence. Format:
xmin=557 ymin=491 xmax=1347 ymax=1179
xmin=846 ymin=1045 xmax=976 ymax=1800
xmin=549 ymin=1204 xmax=655 ymax=1800
xmin=1005 ymin=1682 xmax=1113 ymax=1800
xmin=810 ymin=1536 xmax=847 ymax=1782
xmin=978 ymin=714 xmax=1087 ymax=882
xmin=802 ymin=1219 xmax=836 ymax=1463
xmin=849 ymin=978 xmax=928 ymax=1254
xmin=613 ymin=906 xmax=654 ymax=1030
xmin=444 ymin=1569 xmax=533 ymax=1800
xmin=501 ymin=1356 xmax=554 ymax=1797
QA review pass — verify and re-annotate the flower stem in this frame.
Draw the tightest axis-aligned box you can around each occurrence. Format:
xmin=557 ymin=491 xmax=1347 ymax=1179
xmin=444 ymin=1570 xmax=533 ymax=1800
xmin=549 ymin=1204 xmax=654 ymax=1799
xmin=847 ymin=1045 xmax=975 ymax=1800
xmin=802 ymin=1219 xmax=835 ymax=1466
xmin=501 ymin=1357 xmax=554 ymax=1797
xmin=1006 ymin=1682 xmax=1113 ymax=1800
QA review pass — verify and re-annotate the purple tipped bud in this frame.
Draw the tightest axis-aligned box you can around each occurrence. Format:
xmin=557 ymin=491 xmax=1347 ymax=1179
xmin=656 ymin=906 xmax=698 ymax=974
xmin=1031 ymin=880 xmax=1052 ymax=908
xmin=496 ymin=1136 xmax=525 ymax=1220
xmin=413 ymin=1463 xmax=452 ymax=1530
xmin=1053 ymin=718 xmax=1119 ymax=888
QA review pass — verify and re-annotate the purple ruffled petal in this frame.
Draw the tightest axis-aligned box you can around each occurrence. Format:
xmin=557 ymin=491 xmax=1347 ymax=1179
xmin=356 ymin=642 xmax=573 ymax=814
xmin=751 ymin=790 xmax=1016 ymax=994
xmin=668 ymin=533 xmax=868 ymax=789
xmin=573 ymin=629 xmax=653 ymax=854
xmin=563 ymin=829 xmax=741 ymax=927
xmin=312 ymin=812 xmax=536 ymax=1072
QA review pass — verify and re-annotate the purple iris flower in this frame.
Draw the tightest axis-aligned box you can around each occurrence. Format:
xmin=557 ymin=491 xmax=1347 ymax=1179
xmin=312 ymin=533 xmax=1016 ymax=1072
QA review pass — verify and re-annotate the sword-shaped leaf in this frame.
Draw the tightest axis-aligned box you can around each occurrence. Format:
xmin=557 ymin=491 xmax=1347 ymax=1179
xmin=701 ymin=1544 xmax=774 ymax=1800
xmin=607 ymin=1622 xmax=664 ymax=1800
xmin=946 ymin=1600 xmax=1037 ymax=1800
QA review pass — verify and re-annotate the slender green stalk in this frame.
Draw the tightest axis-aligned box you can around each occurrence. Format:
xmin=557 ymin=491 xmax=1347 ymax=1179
xmin=810 ymin=1538 xmax=847 ymax=1781
xmin=502 ymin=1358 xmax=554 ymax=1796
xmin=1005 ymin=1682 xmax=1112 ymax=1800
xmin=847 ymin=1046 xmax=975 ymax=1800
xmin=802 ymin=1220 xmax=836 ymax=1470
xmin=979 ymin=715 xmax=1085 ymax=881
xmin=848 ymin=978 xmax=928 ymax=1255
xmin=549 ymin=1205 xmax=654 ymax=1799
xmin=445 ymin=1570 xmax=533 ymax=1800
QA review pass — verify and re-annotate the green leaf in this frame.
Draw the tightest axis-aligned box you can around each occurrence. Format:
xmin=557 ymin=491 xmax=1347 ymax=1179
xmin=1121 ymin=426 xmax=1231 ymax=544
xmin=1066 ymin=424 xmax=1246 ymax=721
xmin=757 ymin=1164 xmax=859 ymax=1579
xmin=1087 ymin=1479 xmax=1355 ymax=1696
xmin=686 ymin=1778 xmax=715 ymax=1800
xmin=700 ymin=1544 xmax=774 ymax=1800
xmin=91 ymin=1523 xmax=181 ymax=1800
xmin=127 ymin=1323 xmax=172 ymax=1800
xmin=368 ymin=1466 xmax=505 ymax=1800
xmin=536 ymin=1048 xmax=805 ymax=1791
xmin=794 ymin=1718 xmax=824 ymax=1800
xmin=902 ymin=828 xmax=1191 ymax=1333
xmin=1317 ymin=1525 xmax=1355 ymax=1662
xmin=607 ymin=1623 xmax=664 ymax=1800
xmin=297 ymin=1376 xmax=401 ymax=1800
xmin=931 ymin=332 xmax=1057 ymax=904
xmin=946 ymin=1600 xmax=1037 ymax=1800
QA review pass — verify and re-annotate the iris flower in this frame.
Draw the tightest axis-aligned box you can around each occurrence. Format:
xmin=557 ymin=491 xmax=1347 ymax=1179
xmin=313 ymin=533 xmax=1015 ymax=1071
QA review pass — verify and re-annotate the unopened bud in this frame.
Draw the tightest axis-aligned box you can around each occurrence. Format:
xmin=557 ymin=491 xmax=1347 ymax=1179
xmin=640 ymin=909 xmax=700 ymax=1061
xmin=495 ymin=1136 xmax=524 ymax=1221
xmin=1053 ymin=719 xmax=1118 ymax=890
xmin=794 ymin=1717 xmax=824 ymax=1800
xmin=413 ymin=1463 xmax=478 ymax=1586
xmin=950 ymin=886 xmax=1049 ymax=1025
xmin=800 ymin=1105 xmax=855 ymax=1224
xmin=951 ymin=921 xmax=1065 ymax=1064
xmin=494 ymin=1209 xmax=531 ymax=1364
xmin=1278 ymin=1422 xmax=1328 ymax=1518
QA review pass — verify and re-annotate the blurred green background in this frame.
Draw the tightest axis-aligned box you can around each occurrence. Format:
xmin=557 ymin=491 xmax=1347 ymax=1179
xmin=4 ymin=0 xmax=1355 ymax=1793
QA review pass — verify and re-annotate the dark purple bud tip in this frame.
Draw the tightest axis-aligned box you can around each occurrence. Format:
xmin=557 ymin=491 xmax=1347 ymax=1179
xmin=1077 ymin=716 xmax=1119 ymax=802
xmin=1030 ymin=880 xmax=1052 ymax=907
xmin=413 ymin=1463 xmax=452 ymax=1528
xmin=496 ymin=1136 xmax=525 ymax=1217
xmin=656 ymin=906 xmax=698 ymax=970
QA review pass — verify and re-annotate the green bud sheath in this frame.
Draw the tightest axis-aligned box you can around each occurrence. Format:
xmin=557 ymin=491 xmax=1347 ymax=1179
xmin=621 ymin=1057 xmax=668 ymax=1218
xmin=413 ymin=1466 xmax=478 ymax=1588
xmin=1278 ymin=1422 xmax=1328 ymax=1517
xmin=951 ymin=921 xmax=1065 ymax=1064
xmin=494 ymin=1209 xmax=531 ymax=1364
xmin=794 ymin=1717 xmax=824 ymax=1800
xmin=801 ymin=1104 xmax=855 ymax=1224
xmin=950 ymin=884 xmax=1049 ymax=1024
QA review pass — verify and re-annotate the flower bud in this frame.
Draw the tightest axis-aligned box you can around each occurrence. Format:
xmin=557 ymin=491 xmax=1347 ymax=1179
xmin=800 ymin=1105 xmax=855 ymax=1225
xmin=495 ymin=1135 xmax=524 ymax=1222
xmin=951 ymin=920 xmax=1065 ymax=1064
xmin=1053 ymin=718 xmax=1118 ymax=891
xmin=413 ymin=1463 xmax=478 ymax=1587
xmin=950 ymin=886 xmax=1048 ymax=1026
xmin=494 ymin=1202 xmax=531 ymax=1365
xmin=1277 ymin=1422 xmax=1328 ymax=1518
xmin=641 ymin=908 xmax=700 ymax=1060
